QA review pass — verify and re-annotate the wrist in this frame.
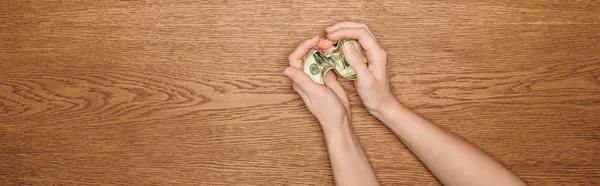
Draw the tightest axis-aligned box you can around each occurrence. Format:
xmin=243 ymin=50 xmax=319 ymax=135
xmin=320 ymin=116 xmax=351 ymax=136
xmin=370 ymin=96 xmax=405 ymax=121
xmin=369 ymin=93 xmax=400 ymax=113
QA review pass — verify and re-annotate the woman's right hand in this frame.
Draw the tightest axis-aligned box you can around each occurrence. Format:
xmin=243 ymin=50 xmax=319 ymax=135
xmin=325 ymin=22 xmax=399 ymax=114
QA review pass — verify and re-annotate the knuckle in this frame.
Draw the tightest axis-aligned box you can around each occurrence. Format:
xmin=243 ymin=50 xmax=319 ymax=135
xmin=295 ymin=78 xmax=306 ymax=85
xmin=296 ymin=77 xmax=312 ymax=87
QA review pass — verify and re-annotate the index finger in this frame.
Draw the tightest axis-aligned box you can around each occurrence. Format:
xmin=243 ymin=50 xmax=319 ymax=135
xmin=288 ymin=36 xmax=320 ymax=68
xmin=325 ymin=22 xmax=376 ymax=39
xmin=326 ymin=28 xmax=386 ymax=62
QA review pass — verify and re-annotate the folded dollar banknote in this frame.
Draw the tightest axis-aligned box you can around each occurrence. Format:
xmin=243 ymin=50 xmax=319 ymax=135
xmin=301 ymin=39 xmax=369 ymax=84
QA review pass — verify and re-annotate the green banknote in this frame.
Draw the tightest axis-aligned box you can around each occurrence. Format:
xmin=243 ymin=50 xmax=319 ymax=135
xmin=301 ymin=39 xmax=369 ymax=84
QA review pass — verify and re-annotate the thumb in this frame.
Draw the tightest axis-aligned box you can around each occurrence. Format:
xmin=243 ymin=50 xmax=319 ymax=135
xmin=283 ymin=67 xmax=320 ymax=91
xmin=342 ymin=42 xmax=374 ymax=84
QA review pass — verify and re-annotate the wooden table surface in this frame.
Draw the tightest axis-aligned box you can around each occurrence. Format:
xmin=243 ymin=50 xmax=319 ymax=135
xmin=1 ymin=1 xmax=599 ymax=185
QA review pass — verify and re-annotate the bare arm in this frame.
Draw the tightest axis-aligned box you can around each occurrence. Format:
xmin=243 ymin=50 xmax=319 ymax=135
xmin=373 ymin=99 xmax=525 ymax=186
xmin=325 ymin=21 xmax=525 ymax=186
xmin=322 ymin=118 xmax=379 ymax=186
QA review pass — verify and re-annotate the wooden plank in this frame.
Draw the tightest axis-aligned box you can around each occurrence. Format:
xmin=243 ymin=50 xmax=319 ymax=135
xmin=1 ymin=0 xmax=599 ymax=185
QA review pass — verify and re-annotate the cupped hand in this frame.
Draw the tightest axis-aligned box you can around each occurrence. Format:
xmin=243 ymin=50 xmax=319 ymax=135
xmin=284 ymin=36 xmax=351 ymax=129
xmin=325 ymin=22 xmax=398 ymax=114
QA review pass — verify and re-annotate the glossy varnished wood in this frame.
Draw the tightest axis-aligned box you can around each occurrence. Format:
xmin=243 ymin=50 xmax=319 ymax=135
xmin=1 ymin=0 xmax=599 ymax=185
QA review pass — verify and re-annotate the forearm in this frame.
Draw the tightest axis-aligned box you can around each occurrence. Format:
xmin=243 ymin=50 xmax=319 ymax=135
xmin=372 ymin=100 xmax=525 ymax=186
xmin=321 ymin=118 xmax=379 ymax=186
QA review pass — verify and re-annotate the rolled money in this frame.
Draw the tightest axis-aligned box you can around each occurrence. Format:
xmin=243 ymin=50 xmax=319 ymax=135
xmin=301 ymin=49 xmax=334 ymax=84
xmin=301 ymin=39 xmax=369 ymax=84
xmin=330 ymin=39 xmax=369 ymax=80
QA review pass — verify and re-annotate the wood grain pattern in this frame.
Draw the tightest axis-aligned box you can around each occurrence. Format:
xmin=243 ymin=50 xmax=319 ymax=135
xmin=1 ymin=0 xmax=599 ymax=185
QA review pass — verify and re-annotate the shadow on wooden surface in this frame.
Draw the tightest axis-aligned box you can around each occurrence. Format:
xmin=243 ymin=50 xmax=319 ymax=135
xmin=1 ymin=0 xmax=599 ymax=185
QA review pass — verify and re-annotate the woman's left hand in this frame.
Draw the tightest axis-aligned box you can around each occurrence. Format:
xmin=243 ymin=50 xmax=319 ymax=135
xmin=284 ymin=36 xmax=351 ymax=130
